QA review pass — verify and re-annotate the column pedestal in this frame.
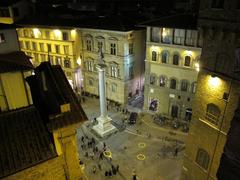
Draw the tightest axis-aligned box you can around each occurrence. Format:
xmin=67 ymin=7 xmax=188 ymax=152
xmin=92 ymin=116 xmax=117 ymax=138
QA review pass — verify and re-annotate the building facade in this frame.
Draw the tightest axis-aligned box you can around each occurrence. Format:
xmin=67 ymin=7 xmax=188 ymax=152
xmin=81 ymin=28 xmax=145 ymax=105
xmin=17 ymin=24 xmax=145 ymax=105
xmin=181 ymin=0 xmax=240 ymax=179
xmin=142 ymin=15 xmax=202 ymax=121
xmin=17 ymin=27 xmax=82 ymax=89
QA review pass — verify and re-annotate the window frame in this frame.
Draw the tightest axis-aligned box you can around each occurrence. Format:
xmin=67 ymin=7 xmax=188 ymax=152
xmin=170 ymin=79 xmax=177 ymax=89
xmin=181 ymin=80 xmax=189 ymax=91
xmin=205 ymin=103 xmax=221 ymax=125
xmin=195 ymin=148 xmax=210 ymax=170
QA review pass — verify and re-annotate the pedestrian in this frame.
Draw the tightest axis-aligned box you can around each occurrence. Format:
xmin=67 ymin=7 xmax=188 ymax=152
xmin=81 ymin=144 xmax=84 ymax=150
xmin=98 ymin=163 xmax=102 ymax=171
xmin=174 ymin=147 xmax=179 ymax=157
xmin=99 ymin=152 xmax=103 ymax=160
xmin=105 ymin=171 xmax=108 ymax=176
xmin=95 ymin=146 xmax=98 ymax=153
xmin=92 ymin=137 xmax=95 ymax=145
xmin=108 ymin=170 xmax=112 ymax=177
xmin=85 ymin=152 xmax=88 ymax=158
xmin=93 ymin=166 xmax=96 ymax=174
xmin=112 ymin=165 xmax=116 ymax=175
xmin=116 ymin=164 xmax=119 ymax=172
xmin=132 ymin=168 xmax=136 ymax=180
xmin=81 ymin=136 xmax=85 ymax=143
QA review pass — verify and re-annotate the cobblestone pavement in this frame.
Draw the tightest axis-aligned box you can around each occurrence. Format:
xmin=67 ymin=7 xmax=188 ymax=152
xmin=77 ymin=97 xmax=187 ymax=180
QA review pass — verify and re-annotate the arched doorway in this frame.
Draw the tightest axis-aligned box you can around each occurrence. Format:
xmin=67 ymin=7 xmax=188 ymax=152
xmin=185 ymin=108 xmax=192 ymax=121
xmin=171 ymin=105 xmax=178 ymax=118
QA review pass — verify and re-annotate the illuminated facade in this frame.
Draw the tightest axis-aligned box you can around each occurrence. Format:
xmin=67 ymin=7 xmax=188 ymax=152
xmin=17 ymin=25 xmax=145 ymax=104
xmin=81 ymin=28 xmax=145 ymax=104
xmin=17 ymin=27 xmax=82 ymax=89
xmin=142 ymin=14 xmax=202 ymax=121
xmin=181 ymin=0 xmax=240 ymax=179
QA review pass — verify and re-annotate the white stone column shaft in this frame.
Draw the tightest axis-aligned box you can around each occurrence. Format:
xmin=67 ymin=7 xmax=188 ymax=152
xmin=98 ymin=68 xmax=107 ymax=118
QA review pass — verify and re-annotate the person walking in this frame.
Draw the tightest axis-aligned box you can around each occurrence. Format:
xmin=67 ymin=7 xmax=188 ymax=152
xmin=174 ymin=147 xmax=179 ymax=157
xmin=132 ymin=168 xmax=137 ymax=180
xmin=92 ymin=166 xmax=96 ymax=174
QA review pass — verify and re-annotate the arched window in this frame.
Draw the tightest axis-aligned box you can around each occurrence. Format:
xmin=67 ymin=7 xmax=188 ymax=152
xmin=152 ymin=51 xmax=157 ymax=61
xmin=159 ymin=76 xmax=166 ymax=87
xmin=170 ymin=79 xmax=177 ymax=89
xmin=88 ymin=78 xmax=94 ymax=86
xmin=206 ymin=103 xmax=221 ymax=125
xmin=150 ymin=75 xmax=156 ymax=85
xmin=184 ymin=56 xmax=191 ymax=66
xmin=173 ymin=54 xmax=179 ymax=65
xmin=196 ymin=148 xmax=210 ymax=170
xmin=161 ymin=51 xmax=168 ymax=63
xmin=181 ymin=80 xmax=189 ymax=91
xmin=111 ymin=83 xmax=117 ymax=92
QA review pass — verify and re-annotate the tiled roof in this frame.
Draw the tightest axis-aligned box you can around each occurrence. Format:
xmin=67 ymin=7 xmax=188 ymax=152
xmin=0 ymin=23 xmax=17 ymax=30
xmin=31 ymin=62 xmax=87 ymax=131
xmin=16 ymin=14 xmax=143 ymax=31
xmin=0 ymin=51 xmax=34 ymax=73
xmin=47 ymin=65 xmax=88 ymax=131
xmin=138 ymin=13 xmax=198 ymax=30
xmin=0 ymin=106 xmax=57 ymax=178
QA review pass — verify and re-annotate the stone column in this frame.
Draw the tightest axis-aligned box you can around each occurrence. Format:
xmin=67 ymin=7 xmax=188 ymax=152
xmin=92 ymin=64 xmax=117 ymax=137
xmin=98 ymin=67 xmax=107 ymax=118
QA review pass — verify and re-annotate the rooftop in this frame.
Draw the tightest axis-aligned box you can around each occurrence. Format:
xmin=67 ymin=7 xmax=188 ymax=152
xmin=0 ymin=51 xmax=34 ymax=73
xmin=0 ymin=106 xmax=57 ymax=178
xmin=138 ymin=13 xmax=198 ymax=30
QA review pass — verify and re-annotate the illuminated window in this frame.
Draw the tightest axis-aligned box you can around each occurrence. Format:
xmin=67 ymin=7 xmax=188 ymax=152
xmin=111 ymin=83 xmax=117 ymax=92
xmin=170 ymin=79 xmax=177 ymax=89
xmin=98 ymin=41 xmax=103 ymax=51
xmin=23 ymin=29 xmax=28 ymax=37
xmin=181 ymin=80 xmax=189 ymax=91
xmin=0 ymin=33 xmax=5 ymax=43
xmin=56 ymin=57 xmax=61 ymax=65
xmin=86 ymin=61 xmax=94 ymax=71
xmin=184 ymin=56 xmax=191 ymax=66
xmin=161 ymin=51 xmax=168 ymax=63
xmin=25 ymin=41 xmax=30 ymax=49
xmin=86 ymin=40 xmax=92 ymax=51
xmin=32 ymin=42 xmax=37 ymax=51
xmin=39 ymin=43 xmax=44 ymax=52
xmin=196 ymin=148 xmax=209 ymax=170
xmin=152 ymin=51 xmax=157 ymax=61
xmin=129 ymin=43 xmax=134 ymax=54
xmin=110 ymin=66 xmax=118 ymax=78
xmin=55 ymin=45 xmax=60 ymax=54
xmin=206 ymin=103 xmax=221 ymax=125
xmin=40 ymin=54 xmax=46 ymax=61
xmin=110 ymin=43 xmax=116 ymax=55
xmin=162 ymin=28 xmax=173 ymax=44
xmin=62 ymin=32 xmax=69 ymax=41
xmin=151 ymin=27 xmax=160 ymax=42
xmin=173 ymin=54 xmax=179 ymax=65
xmin=185 ymin=30 xmax=198 ymax=46
xmin=64 ymin=58 xmax=71 ymax=68
xmin=174 ymin=29 xmax=185 ymax=44
xmin=33 ymin=53 xmax=39 ymax=63
xmin=19 ymin=41 xmax=24 ymax=49
xmin=211 ymin=0 xmax=224 ymax=8
xmin=150 ymin=75 xmax=156 ymax=85
xmin=159 ymin=76 xmax=166 ymax=87
xmin=63 ymin=45 xmax=69 ymax=55
xmin=49 ymin=55 xmax=54 ymax=64
xmin=47 ymin=44 xmax=51 ymax=52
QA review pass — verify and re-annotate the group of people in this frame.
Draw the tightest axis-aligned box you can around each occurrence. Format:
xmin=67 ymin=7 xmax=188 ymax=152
xmin=80 ymin=135 xmax=121 ymax=177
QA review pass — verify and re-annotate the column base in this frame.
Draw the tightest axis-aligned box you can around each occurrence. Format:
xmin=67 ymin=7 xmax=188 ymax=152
xmin=92 ymin=116 xmax=117 ymax=138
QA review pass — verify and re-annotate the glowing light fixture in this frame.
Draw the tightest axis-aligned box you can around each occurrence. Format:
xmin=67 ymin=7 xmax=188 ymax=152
xmin=33 ymin=28 xmax=41 ymax=38
xmin=195 ymin=63 xmax=200 ymax=72
xmin=77 ymin=57 xmax=81 ymax=65
xmin=71 ymin=29 xmax=76 ymax=37
xmin=150 ymin=88 xmax=154 ymax=93
xmin=208 ymin=75 xmax=221 ymax=87
xmin=185 ymin=50 xmax=193 ymax=56
xmin=162 ymin=28 xmax=167 ymax=37
xmin=53 ymin=29 xmax=61 ymax=39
